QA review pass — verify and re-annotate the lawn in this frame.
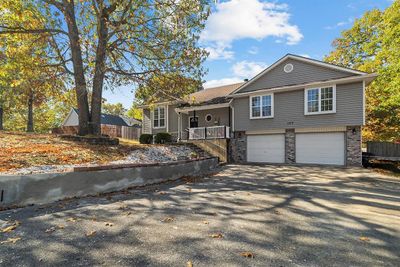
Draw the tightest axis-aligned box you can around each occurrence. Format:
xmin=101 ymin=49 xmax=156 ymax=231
xmin=0 ymin=132 xmax=138 ymax=173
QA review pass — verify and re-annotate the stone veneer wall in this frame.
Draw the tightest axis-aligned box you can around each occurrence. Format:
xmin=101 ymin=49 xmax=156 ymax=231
xmin=229 ymin=131 xmax=246 ymax=163
xmin=285 ymin=129 xmax=296 ymax=163
xmin=346 ymin=126 xmax=362 ymax=166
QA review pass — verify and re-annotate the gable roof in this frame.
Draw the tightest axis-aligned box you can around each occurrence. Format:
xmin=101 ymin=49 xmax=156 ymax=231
xmin=231 ymin=54 xmax=368 ymax=95
xmin=72 ymin=108 xmax=130 ymax=127
xmin=184 ymin=82 xmax=244 ymax=105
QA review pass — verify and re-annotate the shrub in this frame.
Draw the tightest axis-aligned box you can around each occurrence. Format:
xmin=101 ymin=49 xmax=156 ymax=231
xmin=154 ymin=132 xmax=172 ymax=144
xmin=139 ymin=134 xmax=153 ymax=144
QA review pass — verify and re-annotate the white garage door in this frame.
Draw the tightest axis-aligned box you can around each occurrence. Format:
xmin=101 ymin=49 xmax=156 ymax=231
xmin=247 ymin=134 xmax=285 ymax=163
xmin=296 ymin=132 xmax=345 ymax=165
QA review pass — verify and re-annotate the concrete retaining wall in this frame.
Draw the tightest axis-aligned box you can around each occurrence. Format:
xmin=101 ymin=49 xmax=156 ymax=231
xmin=0 ymin=157 xmax=218 ymax=207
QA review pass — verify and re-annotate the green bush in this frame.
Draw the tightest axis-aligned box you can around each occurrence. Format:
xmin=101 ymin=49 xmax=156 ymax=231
xmin=154 ymin=132 xmax=172 ymax=144
xmin=139 ymin=134 xmax=153 ymax=144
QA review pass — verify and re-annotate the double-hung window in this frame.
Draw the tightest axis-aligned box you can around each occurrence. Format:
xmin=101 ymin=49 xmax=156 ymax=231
xmin=305 ymin=86 xmax=336 ymax=115
xmin=250 ymin=94 xmax=274 ymax=119
xmin=153 ymin=106 xmax=165 ymax=128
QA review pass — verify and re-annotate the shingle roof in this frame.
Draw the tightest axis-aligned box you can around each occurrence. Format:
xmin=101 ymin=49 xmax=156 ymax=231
xmin=183 ymin=82 xmax=244 ymax=105
xmin=73 ymin=108 xmax=130 ymax=127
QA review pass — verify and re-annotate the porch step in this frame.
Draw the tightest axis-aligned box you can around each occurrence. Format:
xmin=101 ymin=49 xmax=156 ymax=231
xmin=184 ymin=143 xmax=212 ymax=159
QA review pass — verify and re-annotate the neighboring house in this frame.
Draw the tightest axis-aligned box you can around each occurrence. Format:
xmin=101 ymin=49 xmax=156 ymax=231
xmin=60 ymin=108 xmax=142 ymax=139
xmin=62 ymin=108 xmax=141 ymax=127
xmin=141 ymin=54 xmax=377 ymax=166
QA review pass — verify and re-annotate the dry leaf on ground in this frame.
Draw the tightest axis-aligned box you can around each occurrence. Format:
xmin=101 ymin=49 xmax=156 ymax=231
xmin=187 ymin=260 xmax=193 ymax=267
xmin=360 ymin=236 xmax=370 ymax=242
xmin=1 ymin=221 xmax=20 ymax=233
xmin=86 ymin=230 xmax=97 ymax=237
xmin=66 ymin=217 xmax=78 ymax=223
xmin=209 ymin=233 xmax=223 ymax=239
xmin=241 ymin=251 xmax=254 ymax=258
xmin=203 ymin=221 xmax=209 ymax=225
xmin=162 ymin=217 xmax=175 ymax=223
xmin=105 ymin=222 xmax=114 ymax=227
xmin=158 ymin=191 xmax=167 ymax=195
xmin=274 ymin=210 xmax=281 ymax=215
xmin=0 ymin=237 xmax=21 ymax=244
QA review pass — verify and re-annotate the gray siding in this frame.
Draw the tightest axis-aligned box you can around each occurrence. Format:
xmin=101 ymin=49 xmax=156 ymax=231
xmin=234 ymin=82 xmax=363 ymax=131
xmin=188 ymin=107 xmax=230 ymax=128
xmin=142 ymin=109 xmax=151 ymax=134
xmin=237 ymin=58 xmax=356 ymax=94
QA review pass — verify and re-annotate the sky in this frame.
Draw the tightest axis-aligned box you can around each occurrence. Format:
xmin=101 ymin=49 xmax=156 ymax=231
xmin=103 ymin=0 xmax=393 ymax=109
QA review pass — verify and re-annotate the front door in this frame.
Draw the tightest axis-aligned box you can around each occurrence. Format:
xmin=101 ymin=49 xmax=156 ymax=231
xmin=189 ymin=116 xmax=199 ymax=128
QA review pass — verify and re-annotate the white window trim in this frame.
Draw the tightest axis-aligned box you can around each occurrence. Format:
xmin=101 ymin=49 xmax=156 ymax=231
xmin=304 ymin=85 xmax=336 ymax=115
xmin=249 ymin=93 xmax=274 ymax=119
xmin=152 ymin=105 xmax=166 ymax=129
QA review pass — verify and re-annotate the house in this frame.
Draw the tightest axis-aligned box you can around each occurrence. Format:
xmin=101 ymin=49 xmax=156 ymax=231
xmin=141 ymin=54 xmax=377 ymax=166
xmin=60 ymin=108 xmax=141 ymax=139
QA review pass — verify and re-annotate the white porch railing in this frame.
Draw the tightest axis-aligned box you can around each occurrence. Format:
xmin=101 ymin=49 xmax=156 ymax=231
xmin=188 ymin=126 xmax=230 ymax=140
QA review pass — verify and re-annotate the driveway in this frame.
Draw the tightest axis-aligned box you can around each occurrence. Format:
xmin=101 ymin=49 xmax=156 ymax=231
xmin=1 ymin=165 xmax=399 ymax=266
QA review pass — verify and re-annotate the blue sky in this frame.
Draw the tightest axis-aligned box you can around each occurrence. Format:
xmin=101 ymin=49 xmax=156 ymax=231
xmin=104 ymin=0 xmax=393 ymax=109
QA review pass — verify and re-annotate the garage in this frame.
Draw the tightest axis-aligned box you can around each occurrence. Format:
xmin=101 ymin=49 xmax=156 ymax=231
xmin=296 ymin=132 xmax=345 ymax=165
xmin=247 ymin=134 xmax=285 ymax=163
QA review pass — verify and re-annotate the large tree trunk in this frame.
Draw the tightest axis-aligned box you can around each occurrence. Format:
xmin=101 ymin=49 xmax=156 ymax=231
xmin=63 ymin=1 xmax=91 ymax=136
xmin=0 ymin=102 xmax=3 ymax=131
xmin=91 ymin=5 xmax=110 ymax=136
xmin=27 ymin=93 xmax=34 ymax=132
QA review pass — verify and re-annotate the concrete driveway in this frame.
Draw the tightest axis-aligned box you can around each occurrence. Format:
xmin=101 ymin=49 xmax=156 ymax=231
xmin=1 ymin=165 xmax=399 ymax=266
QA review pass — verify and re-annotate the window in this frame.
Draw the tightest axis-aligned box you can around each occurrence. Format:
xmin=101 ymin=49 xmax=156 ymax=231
xmin=305 ymin=86 xmax=336 ymax=115
xmin=153 ymin=106 xmax=165 ymax=128
xmin=250 ymin=94 xmax=273 ymax=119
xmin=205 ymin=114 xmax=212 ymax=122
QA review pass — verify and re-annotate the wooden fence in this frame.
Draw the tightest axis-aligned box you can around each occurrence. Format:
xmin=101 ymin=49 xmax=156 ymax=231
xmin=121 ymin=126 xmax=141 ymax=140
xmin=53 ymin=125 xmax=141 ymax=140
xmin=367 ymin=141 xmax=400 ymax=158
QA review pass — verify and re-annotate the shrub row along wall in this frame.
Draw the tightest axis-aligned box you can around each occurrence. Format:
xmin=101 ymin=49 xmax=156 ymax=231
xmin=0 ymin=157 xmax=219 ymax=207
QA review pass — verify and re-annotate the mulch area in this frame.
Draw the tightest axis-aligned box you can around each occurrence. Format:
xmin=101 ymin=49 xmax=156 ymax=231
xmin=0 ymin=132 xmax=139 ymax=173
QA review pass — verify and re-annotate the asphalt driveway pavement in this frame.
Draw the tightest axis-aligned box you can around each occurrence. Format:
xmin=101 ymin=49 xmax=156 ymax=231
xmin=1 ymin=165 xmax=399 ymax=266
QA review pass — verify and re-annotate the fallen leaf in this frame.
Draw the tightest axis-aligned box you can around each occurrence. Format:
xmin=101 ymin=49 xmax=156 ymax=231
xmin=360 ymin=236 xmax=370 ymax=242
xmin=45 ymin=227 xmax=56 ymax=233
xmin=187 ymin=260 xmax=193 ymax=267
xmin=187 ymin=188 xmax=192 ymax=192
xmin=1 ymin=221 xmax=20 ymax=233
xmin=158 ymin=191 xmax=167 ymax=195
xmin=241 ymin=251 xmax=254 ymax=258
xmin=0 ymin=237 xmax=21 ymax=244
xmin=203 ymin=221 xmax=209 ymax=225
xmin=105 ymin=222 xmax=113 ymax=227
xmin=66 ymin=217 xmax=78 ymax=223
xmin=57 ymin=224 xmax=65 ymax=229
xmin=162 ymin=217 xmax=175 ymax=223
xmin=274 ymin=210 xmax=281 ymax=215
xmin=209 ymin=233 xmax=223 ymax=239
xmin=86 ymin=230 xmax=96 ymax=237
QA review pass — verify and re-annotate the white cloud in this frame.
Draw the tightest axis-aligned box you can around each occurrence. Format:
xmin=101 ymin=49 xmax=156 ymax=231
xmin=232 ymin=60 xmax=267 ymax=78
xmin=204 ymin=60 xmax=268 ymax=88
xmin=247 ymin=46 xmax=259 ymax=55
xmin=325 ymin=18 xmax=354 ymax=30
xmin=205 ymin=42 xmax=234 ymax=60
xmin=201 ymin=0 xmax=303 ymax=60
xmin=203 ymin=77 xmax=244 ymax=88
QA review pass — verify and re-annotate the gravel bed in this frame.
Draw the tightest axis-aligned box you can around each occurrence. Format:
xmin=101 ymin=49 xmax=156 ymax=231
xmin=1 ymin=145 xmax=196 ymax=175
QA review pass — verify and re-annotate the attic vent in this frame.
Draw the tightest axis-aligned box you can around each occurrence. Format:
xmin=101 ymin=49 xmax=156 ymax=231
xmin=284 ymin=63 xmax=293 ymax=73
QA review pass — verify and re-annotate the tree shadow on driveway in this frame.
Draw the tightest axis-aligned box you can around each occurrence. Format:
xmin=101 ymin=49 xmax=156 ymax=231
xmin=0 ymin=164 xmax=399 ymax=266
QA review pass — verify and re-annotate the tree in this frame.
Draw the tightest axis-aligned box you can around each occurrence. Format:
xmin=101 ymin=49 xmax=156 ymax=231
xmin=102 ymin=101 xmax=126 ymax=116
xmin=1 ymin=0 xmax=211 ymax=136
xmin=126 ymin=103 xmax=142 ymax=121
xmin=0 ymin=0 xmax=65 ymax=132
xmin=324 ymin=0 xmax=400 ymax=141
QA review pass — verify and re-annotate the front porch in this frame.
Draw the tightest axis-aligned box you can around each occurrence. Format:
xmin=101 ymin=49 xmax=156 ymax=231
xmin=175 ymin=102 xmax=232 ymax=141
